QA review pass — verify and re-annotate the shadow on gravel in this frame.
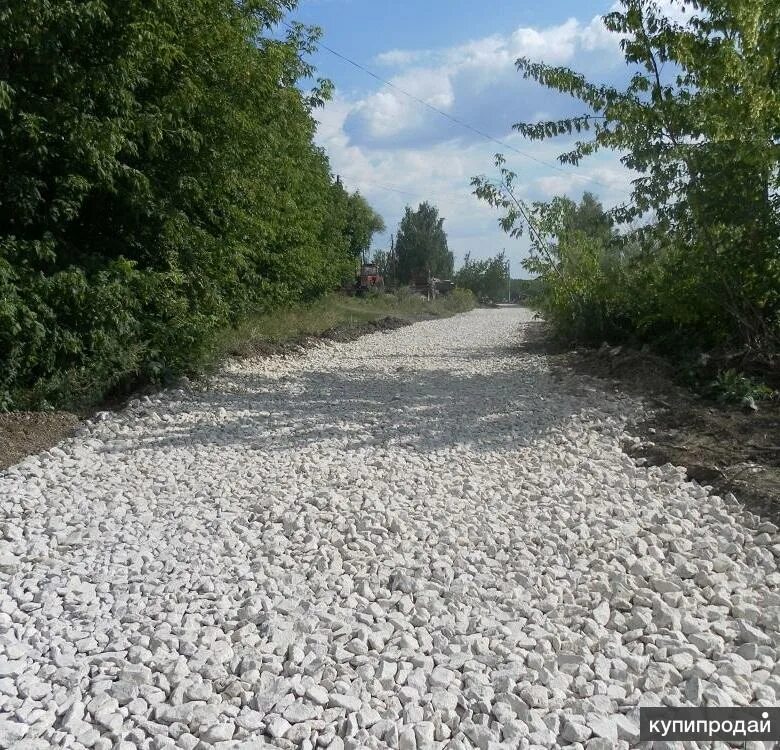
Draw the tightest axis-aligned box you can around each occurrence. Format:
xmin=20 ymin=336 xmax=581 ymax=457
xmin=114 ymin=357 xmax=592 ymax=457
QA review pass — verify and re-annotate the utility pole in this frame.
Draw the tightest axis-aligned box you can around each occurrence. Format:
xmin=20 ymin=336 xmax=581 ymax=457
xmin=390 ymin=233 xmax=396 ymax=287
xmin=505 ymin=248 xmax=511 ymax=303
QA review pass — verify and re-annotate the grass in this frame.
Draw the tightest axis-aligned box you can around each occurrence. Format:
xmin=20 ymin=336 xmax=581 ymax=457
xmin=218 ymin=288 xmax=476 ymax=356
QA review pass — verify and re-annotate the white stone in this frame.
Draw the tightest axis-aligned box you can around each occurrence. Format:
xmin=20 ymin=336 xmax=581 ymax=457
xmin=284 ymin=701 xmax=321 ymax=723
xmin=520 ymin=686 xmax=549 ymax=709
xmin=587 ymin=715 xmax=617 ymax=743
xmin=613 ymin=714 xmax=640 ymax=744
xmin=0 ymin=720 xmax=28 ymax=747
xmin=328 ymin=694 xmax=362 ymax=713
xmin=264 ymin=715 xmax=291 ymax=739
xmin=305 ymin=685 xmax=329 ymax=706
xmin=592 ymin=601 xmax=610 ymax=626
xmin=562 ymin=721 xmax=592 ymax=743
xmin=0 ymin=308 xmax=776 ymax=750
xmin=200 ymin=723 xmax=235 ymax=743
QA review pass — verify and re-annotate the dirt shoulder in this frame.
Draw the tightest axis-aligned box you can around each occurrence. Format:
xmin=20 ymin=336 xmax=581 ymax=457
xmin=0 ymin=411 xmax=82 ymax=471
xmin=525 ymin=321 xmax=780 ymax=524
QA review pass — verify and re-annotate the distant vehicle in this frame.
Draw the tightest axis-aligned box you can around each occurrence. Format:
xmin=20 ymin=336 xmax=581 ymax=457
xmin=356 ymin=263 xmax=384 ymax=295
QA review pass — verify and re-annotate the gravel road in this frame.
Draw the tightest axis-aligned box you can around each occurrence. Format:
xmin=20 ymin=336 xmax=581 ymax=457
xmin=1 ymin=307 xmax=778 ymax=750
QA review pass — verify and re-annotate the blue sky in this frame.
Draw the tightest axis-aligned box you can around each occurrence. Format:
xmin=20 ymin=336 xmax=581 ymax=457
xmin=287 ymin=0 xmax=642 ymax=276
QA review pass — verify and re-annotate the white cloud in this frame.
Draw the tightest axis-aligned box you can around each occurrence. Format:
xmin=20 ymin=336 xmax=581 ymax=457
xmin=314 ymin=9 xmax=645 ymax=273
xmin=580 ymin=13 xmax=620 ymax=51
xmin=373 ymin=49 xmax=432 ymax=67
xmin=317 ymin=103 xmax=633 ymax=274
xmin=346 ymin=14 xmax=624 ymax=149
xmin=534 ymin=161 xmax=634 ymax=199
xmin=375 ymin=15 xmax=618 ymax=73
xmin=353 ymin=68 xmax=455 ymax=139
xmin=509 ymin=18 xmax=582 ymax=63
xmin=447 ymin=34 xmax=512 ymax=70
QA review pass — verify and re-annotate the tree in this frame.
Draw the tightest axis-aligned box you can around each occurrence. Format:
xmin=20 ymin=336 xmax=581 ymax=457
xmin=513 ymin=0 xmax=779 ymax=226
xmin=0 ymin=0 xmax=384 ymax=407
xmin=473 ymin=158 xmax=638 ymax=341
xmin=371 ymin=249 xmax=394 ymax=283
xmin=564 ymin=192 xmax=616 ymax=248
xmin=455 ymin=252 xmax=510 ymax=302
xmin=395 ymin=202 xmax=454 ymax=283
xmin=346 ymin=192 xmax=385 ymax=263
xmin=474 ymin=0 xmax=780 ymax=350
xmin=510 ymin=277 xmax=544 ymax=303
xmin=327 ymin=182 xmax=385 ymax=285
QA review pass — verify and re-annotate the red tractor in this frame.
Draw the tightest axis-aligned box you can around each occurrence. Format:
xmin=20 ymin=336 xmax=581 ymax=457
xmin=356 ymin=263 xmax=384 ymax=295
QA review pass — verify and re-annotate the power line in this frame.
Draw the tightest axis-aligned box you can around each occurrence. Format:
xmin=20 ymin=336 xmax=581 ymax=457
xmin=283 ymin=20 xmax=610 ymax=189
xmin=358 ymin=179 xmax=456 ymax=204
xmin=359 ymin=180 xmax=418 ymax=198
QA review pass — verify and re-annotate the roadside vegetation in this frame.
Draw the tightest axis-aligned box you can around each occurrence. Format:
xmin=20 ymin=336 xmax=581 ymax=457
xmin=216 ymin=289 xmax=475 ymax=359
xmin=450 ymin=254 xmax=545 ymax=306
xmin=0 ymin=1 xmax=386 ymax=410
xmin=373 ymin=202 xmax=454 ymax=287
xmin=0 ymin=288 xmax=474 ymax=470
xmin=474 ymin=0 xmax=779 ymax=398
xmin=455 ymin=253 xmax=510 ymax=304
xmin=452 ymin=256 xmax=542 ymax=306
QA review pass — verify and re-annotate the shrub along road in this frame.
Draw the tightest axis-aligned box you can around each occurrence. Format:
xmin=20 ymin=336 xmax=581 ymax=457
xmin=0 ymin=308 xmax=778 ymax=749
xmin=0 ymin=292 xmax=474 ymax=472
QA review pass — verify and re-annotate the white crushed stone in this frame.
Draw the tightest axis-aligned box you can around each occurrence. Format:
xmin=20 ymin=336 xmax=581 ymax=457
xmin=0 ymin=307 xmax=778 ymax=750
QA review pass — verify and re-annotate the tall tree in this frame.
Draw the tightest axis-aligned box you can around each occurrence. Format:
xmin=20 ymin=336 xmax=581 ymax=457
xmin=395 ymin=202 xmax=454 ymax=283
xmin=371 ymin=249 xmax=393 ymax=283
xmin=455 ymin=252 xmax=510 ymax=302
xmin=346 ymin=192 xmax=385 ymax=263
xmin=564 ymin=193 xmax=616 ymax=248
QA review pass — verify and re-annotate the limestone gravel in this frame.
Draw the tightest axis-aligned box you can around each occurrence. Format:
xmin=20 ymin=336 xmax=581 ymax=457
xmin=1 ymin=308 xmax=779 ymax=750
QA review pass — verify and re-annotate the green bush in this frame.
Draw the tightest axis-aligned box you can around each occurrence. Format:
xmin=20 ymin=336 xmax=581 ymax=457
xmin=495 ymin=194 xmax=639 ymax=345
xmin=455 ymin=253 xmax=510 ymax=303
xmin=441 ymin=288 xmax=477 ymax=314
xmin=706 ymin=369 xmax=776 ymax=409
xmin=474 ymin=0 xmax=780 ymax=358
xmin=0 ymin=0 xmax=382 ymax=409
xmin=0 ymin=258 xmax=148 ymax=408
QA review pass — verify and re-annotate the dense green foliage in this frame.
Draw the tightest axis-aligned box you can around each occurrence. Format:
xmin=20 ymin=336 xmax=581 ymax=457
xmin=394 ymin=202 xmax=455 ymax=283
xmin=475 ymin=0 xmax=780 ymax=358
xmin=510 ymin=277 xmax=544 ymax=303
xmin=0 ymin=0 xmax=384 ymax=408
xmin=478 ymin=182 xmax=637 ymax=340
xmin=341 ymin=188 xmax=386 ymax=264
xmin=455 ymin=252 xmax=510 ymax=303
